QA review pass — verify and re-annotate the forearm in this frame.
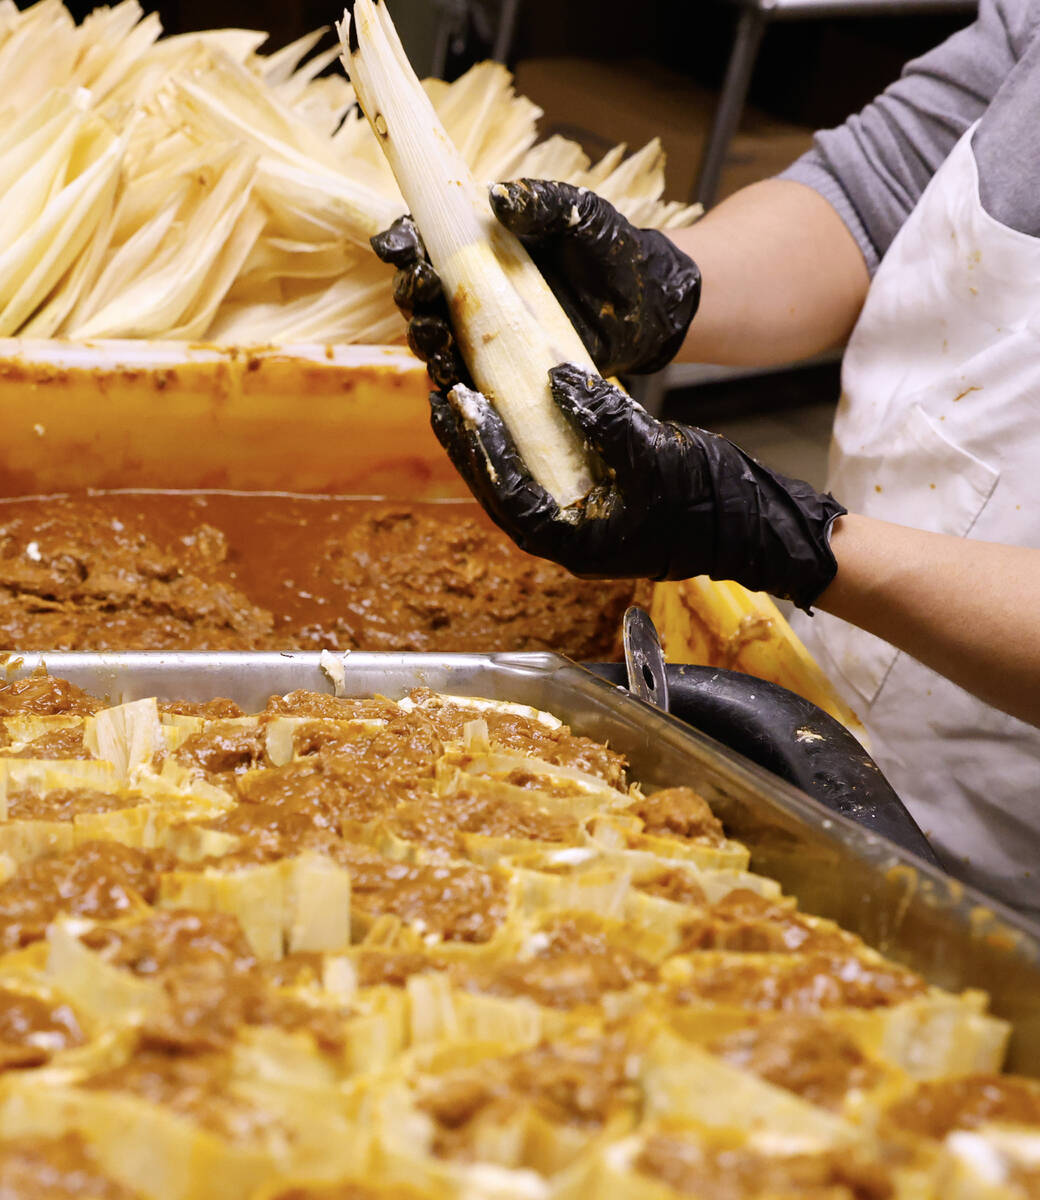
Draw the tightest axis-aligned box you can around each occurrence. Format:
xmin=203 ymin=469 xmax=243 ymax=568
xmin=819 ymin=514 xmax=1040 ymax=726
xmin=667 ymin=179 xmax=870 ymax=367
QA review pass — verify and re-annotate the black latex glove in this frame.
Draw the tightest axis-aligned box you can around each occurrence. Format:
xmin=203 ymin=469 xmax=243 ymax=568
xmin=371 ymin=214 xmax=470 ymax=393
xmin=431 ymin=364 xmax=846 ymax=613
xmin=489 ymin=179 xmax=701 ymax=374
xmin=371 ymin=180 xmax=701 ymax=378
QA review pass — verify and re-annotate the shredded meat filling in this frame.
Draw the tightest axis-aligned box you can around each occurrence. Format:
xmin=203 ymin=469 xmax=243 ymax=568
xmin=456 ymin=915 xmax=656 ymax=1008
xmin=175 ymin=722 xmax=269 ymax=780
xmin=675 ymin=953 xmax=927 ymax=1012
xmin=158 ymin=698 xmax=244 ymax=718
xmin=636 ymin=1132 xmax=894 ymax=1200
xmin=0 ymin=1134 xmax=141 ymax=1199
xmin=346 ymin=855 xmax=508 ymax=944
xmin=0 ymin=988 xmax=84 ymax=1069
xmin=679 ymin=890 xmax=859 ymax=956
xmin=410 ymin=689 xmax=627 ymax=786
xmin=628 ymin=787 xmax=726 ymax=846
xmin=0 ymin=503 xmax=273 ymax=650
xmin=299 ymin=506 xmax=636 ymax=658
xmin=0 ymin=842 xmax=173 ymax=951
xmin=419 ymin=1031 xmax=641 ymax=1160
xmin=885 ymin=1075 xmax=1040 ymax=1140
xmin=354 ymin=950 xmax=446 ymax=990
xmin=386 ymin=786 xmax=579 ymax=857
xmin=272 ymin=1183 xmax=430 ymax=1200
xmin=6 ymin=786 xmax=146 ymax=822
xmin=81 ymin=910 xmax=349 ymax=1054
xmin=283 ymin=712 xmax=442 ymax=777
xmin=0 ymin=676 xmax=101 ymax=716
xmin=0 ymin=725 xmax=91 ymax=760
xmin=709 ymin=1016 xmax=882 ymax=1110
xmin=84 ymin=1051 xmax=273 ymax=1143
xmin=636 ymin=869 xmax=708 ymax=907
xmin=0 ymin=496 xmax=637 ymax=658
xmin=263 ymin=692 xmax=399 ymax=720
xmin=231 ymin=754 xmax=427 ymax=831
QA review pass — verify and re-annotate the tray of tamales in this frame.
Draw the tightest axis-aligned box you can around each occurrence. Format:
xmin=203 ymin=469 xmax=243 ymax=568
xmin=0 ymin=649 xmax=1035 ymax=1199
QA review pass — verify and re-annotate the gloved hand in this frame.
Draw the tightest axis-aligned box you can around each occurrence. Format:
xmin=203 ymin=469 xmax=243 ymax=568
xmin=372 ymin=180 xmax=701 ymax=378
xmin=371 ymin=213 xmax=471 ymax=393
xmin=430 ymin=363 xmax=847 ymax=613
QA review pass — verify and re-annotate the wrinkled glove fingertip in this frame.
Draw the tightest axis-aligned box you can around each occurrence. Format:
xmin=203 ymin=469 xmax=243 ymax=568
xmin=370 ymin=214 xmax=424 ymax=267
xmin=490 ymin=178 xmax=579 ymax=237
xmin=488 ymin=180 xmax=522 ymax=217
xmin=548 ymin=360 xmax=596 ymax=396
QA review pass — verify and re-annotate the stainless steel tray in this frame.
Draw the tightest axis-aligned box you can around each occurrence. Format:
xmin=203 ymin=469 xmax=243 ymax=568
xmin=9 ymin=649 xmax=1040 ymax=1072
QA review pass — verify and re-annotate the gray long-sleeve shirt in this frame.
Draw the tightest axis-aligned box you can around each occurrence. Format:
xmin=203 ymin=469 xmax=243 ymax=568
xmin=781 ymin=0 xmax=1040 ymax=273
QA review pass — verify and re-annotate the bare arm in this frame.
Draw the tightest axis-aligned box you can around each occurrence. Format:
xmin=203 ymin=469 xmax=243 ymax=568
xmin=667 ymin=179 xmax=871 ymax=368
xmin=820 ymin=514 xmax=1040 ymax=727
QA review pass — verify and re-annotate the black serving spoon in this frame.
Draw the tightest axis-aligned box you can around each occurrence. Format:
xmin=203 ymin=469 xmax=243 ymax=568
xmin=588 ymin=607 xmax=939 ymax=865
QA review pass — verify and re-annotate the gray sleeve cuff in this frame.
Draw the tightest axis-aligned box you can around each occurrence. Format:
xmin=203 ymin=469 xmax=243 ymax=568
xmin=778 ymin=153 xmax=881 ymax=277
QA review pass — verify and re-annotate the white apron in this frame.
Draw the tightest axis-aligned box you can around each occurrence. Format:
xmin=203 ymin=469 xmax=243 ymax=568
xmin=792 ymin=125 xmax=1040 ymax=916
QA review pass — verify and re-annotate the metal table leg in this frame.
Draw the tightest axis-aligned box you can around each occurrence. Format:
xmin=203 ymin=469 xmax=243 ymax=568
xmin=694 ymin=6 xmax=770 ymax=207
xmin=492 ymin=0 xmax=523 ymax=62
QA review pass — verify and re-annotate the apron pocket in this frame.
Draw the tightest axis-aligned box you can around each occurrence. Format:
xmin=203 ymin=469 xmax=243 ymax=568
xmin=819 ymin=403 xmax=1000 ymax=706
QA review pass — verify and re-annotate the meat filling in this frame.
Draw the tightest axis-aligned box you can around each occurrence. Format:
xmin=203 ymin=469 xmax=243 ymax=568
xmin=80 ymin=910 xmax=348 ymax=1054
xmin=709 ymin=1016 xmax=882 ymax=1110
xmin=0 ymin=842 xmax=173 ymax=951
xmin=885 ymin=1074 xmax=1040 ymax=1140
xmin=0 ymin=1134 xmax=141 ymax=1199
xmin=636 ymin=1132 xmax=893 ymax=1200
xmin=0 ymin=988 xmax=84 ymax=1069
xmin=674 ymin=953 xmax=926 ymax=1011
xmin=0 ymin=496 xmax=637 ymax=658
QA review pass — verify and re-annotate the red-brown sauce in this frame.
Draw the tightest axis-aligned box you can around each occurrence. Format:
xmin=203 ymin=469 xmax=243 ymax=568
xmin=0 ymin=493 xmax=639 ymax=657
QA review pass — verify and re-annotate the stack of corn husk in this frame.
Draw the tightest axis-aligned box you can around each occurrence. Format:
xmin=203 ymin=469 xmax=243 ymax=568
xmin=0 ymin=0 xmax=699 ymax=344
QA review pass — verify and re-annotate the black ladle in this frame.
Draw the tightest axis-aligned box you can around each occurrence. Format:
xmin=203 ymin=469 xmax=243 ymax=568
xmin=590 ymin=606 xmax=939 ymax=865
